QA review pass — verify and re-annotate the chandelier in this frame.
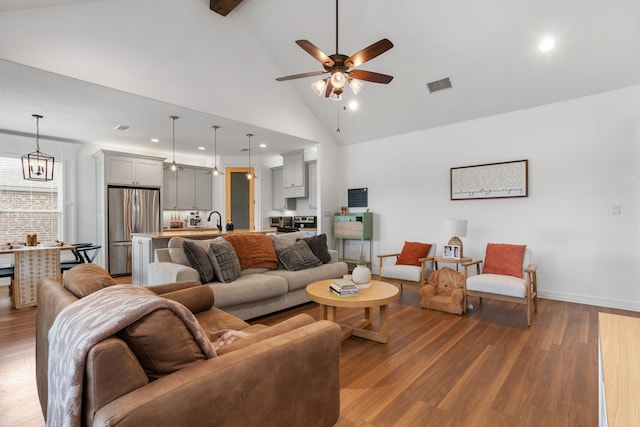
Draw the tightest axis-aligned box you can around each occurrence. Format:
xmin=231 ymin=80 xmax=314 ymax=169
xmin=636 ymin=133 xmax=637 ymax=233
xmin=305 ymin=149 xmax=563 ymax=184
xmin=22 ymin=114 xmax=55 ymax=181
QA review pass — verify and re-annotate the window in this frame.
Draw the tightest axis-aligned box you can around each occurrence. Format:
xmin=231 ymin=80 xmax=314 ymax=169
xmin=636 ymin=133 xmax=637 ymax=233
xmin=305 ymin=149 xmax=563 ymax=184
xmin=0 ymin=156 xmax=63 ymax=243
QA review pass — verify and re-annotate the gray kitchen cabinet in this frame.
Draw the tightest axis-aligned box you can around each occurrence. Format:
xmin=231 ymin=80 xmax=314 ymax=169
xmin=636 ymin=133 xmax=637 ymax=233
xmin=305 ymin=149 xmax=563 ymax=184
xmin=307 ymin=160 xmax=317 ymax=209
xmin=105 ymin=152 xmax=164 ymax=187
xmin=282 ymin=150 xmax=308 ymax=198
xmin=271 ymin=166 xmax=295 ymax=210
xmin=165 ymin=164 xmax=213 ymax=211
xmin=194 ymin=168 xmax=213 ymax=210
xmin=162 ymin=168 xmax=178 ymax=210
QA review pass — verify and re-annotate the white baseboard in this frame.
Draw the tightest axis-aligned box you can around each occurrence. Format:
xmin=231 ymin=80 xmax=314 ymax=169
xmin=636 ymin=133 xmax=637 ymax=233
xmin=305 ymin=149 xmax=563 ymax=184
xmin=539 ymin=290 xmax=640 ymax=312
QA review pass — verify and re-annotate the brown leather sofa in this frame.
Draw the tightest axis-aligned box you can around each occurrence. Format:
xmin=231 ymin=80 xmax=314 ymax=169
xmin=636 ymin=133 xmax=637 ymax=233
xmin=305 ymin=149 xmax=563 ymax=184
xmin=36 ymin=265 xmax=341 ymax=426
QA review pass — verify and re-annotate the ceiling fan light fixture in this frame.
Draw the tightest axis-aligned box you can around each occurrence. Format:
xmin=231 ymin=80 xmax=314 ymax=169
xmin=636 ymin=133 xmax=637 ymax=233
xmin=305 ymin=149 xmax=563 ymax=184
xmin=348 ymin=78 xmax=364 ymax=95
xmin=329 ymin=88 xmax=343 ymax=101
xmin=330 ymin=71 xmax=346 ymax=89
xmin=311 ymin=79 xmax=327 ymax=96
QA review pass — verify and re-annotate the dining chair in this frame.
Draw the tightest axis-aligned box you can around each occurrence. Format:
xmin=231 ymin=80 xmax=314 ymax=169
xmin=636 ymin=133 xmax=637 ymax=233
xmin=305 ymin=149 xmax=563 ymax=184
xmin=61 ymin=243 xmax=102 ymax=272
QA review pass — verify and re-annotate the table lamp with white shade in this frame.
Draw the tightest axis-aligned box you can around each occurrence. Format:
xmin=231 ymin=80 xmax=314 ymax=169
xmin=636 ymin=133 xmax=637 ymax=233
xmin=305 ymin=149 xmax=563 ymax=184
xmin=444 ymin=218 xmax=468 ymax=257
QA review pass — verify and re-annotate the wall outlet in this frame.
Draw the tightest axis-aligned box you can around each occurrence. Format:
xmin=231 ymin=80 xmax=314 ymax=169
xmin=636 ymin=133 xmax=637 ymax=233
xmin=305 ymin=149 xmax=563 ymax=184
xmin=611 ymin=204 xmax=621 ymax=215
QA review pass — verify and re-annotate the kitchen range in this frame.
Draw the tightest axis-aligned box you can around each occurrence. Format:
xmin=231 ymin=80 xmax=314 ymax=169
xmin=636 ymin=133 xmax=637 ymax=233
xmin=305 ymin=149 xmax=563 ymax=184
xmin=269 ymin=216 xmax=317 ymax=234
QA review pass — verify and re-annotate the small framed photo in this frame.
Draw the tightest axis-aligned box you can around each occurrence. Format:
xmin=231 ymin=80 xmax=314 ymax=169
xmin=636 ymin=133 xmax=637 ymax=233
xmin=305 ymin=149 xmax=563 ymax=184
xmin=443 ymin=244 xmax=460 ymax=259
xmin=340 ymin=206 xmax=349 ymax=216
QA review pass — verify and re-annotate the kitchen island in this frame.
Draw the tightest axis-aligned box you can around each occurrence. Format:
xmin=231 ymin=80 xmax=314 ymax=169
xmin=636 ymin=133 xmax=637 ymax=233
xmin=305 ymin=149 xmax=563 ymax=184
xmin=131 ymin=229 xmax=275 ymax=285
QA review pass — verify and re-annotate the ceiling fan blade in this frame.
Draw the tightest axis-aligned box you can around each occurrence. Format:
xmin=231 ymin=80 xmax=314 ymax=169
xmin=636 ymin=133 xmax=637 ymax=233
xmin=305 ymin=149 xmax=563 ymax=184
xmin=325 ymin=79 xmax=335 ymax=97
xmin=295 ymin=40 xmax=335 ymax=67
xmin=346 ymin=38 xmax=394 ymax=68
xmin=276 ymin=70 xmax=328 ymax=81
xmin=348 ymin=69 xmax=394 ymax=84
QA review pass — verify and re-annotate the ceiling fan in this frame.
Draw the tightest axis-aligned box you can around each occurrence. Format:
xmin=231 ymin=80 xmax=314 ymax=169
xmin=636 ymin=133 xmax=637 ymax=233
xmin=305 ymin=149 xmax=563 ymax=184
xmin=275 ymin=0 xmax=394 ymax=101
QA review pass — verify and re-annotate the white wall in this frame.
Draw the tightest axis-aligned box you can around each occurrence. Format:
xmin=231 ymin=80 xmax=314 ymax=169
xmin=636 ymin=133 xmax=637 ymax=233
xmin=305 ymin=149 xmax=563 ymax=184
xmin=339 ymin=85 xmax=640 ymax=311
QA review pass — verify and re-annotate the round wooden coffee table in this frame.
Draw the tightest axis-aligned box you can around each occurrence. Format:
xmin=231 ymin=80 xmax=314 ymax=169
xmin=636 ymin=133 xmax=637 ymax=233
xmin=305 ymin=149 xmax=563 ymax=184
xmin=306 ymin=279 xmax=399 ymax=343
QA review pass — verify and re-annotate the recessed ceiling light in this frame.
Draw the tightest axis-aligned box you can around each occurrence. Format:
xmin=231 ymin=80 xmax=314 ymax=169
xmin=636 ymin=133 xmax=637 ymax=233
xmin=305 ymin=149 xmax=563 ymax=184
xmin=259 ymin=143 xmax=267 ymax=148
xmin=348 ymin=100 xmax=358 ymax=110
xmin=539 ymin=37 xmax=555 ymax=52
xmin=151 ymin=138 xmax=159 ymax=143
xmin=198 ymin=146 xmax=206 ymax=150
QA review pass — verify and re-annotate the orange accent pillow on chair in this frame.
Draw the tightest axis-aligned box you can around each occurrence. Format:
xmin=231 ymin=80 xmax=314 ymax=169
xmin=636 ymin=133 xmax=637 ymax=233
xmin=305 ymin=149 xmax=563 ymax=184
xmin=482 ymin=243 xmax=526 ymax=278
xmin=396 ymin=241 xmax=432 ymax=266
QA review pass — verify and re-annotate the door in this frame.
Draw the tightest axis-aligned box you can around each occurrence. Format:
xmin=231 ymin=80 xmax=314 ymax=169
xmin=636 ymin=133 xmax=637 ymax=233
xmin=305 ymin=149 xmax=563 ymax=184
xmin=225 ymin=167 xmax=254 ymax=230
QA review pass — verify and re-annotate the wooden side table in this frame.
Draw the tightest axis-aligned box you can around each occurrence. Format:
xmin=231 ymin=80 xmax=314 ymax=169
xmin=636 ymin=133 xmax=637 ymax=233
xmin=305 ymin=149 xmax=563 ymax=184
xmin=433 ymin=256 xmax=472 ymax=272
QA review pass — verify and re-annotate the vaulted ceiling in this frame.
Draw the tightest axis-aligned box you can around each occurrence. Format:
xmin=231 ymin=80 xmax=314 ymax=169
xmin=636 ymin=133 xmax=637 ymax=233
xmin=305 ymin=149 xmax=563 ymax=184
xmin=1 ymin=0 xmax=639 ymax=159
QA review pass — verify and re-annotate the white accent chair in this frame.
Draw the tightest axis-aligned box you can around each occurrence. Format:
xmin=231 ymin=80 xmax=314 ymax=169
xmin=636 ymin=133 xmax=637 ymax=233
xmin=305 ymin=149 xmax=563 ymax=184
xmin=378 ymin=243 xmax=436 ymax=290
xmin=463 ymin=244 xmax=538 ymax=326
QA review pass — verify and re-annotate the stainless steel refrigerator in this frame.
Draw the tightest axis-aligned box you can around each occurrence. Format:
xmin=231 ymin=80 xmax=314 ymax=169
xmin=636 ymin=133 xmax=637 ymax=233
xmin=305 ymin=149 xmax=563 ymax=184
xmin=108 ymin=186 xmax=161 ymax=276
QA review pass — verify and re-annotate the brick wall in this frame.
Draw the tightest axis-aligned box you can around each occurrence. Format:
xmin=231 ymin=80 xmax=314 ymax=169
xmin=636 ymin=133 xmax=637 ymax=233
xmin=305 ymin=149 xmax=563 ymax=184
xmin=0 ymin=157 xmax=61 ymax=243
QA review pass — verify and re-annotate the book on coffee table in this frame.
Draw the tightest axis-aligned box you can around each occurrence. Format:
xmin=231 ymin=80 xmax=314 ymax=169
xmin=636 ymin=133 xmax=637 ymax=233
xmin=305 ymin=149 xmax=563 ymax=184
xmin=329 ymin=287 xmax=359 ymax=297
xmin=332 ymin=279 xmax=357 ymax=289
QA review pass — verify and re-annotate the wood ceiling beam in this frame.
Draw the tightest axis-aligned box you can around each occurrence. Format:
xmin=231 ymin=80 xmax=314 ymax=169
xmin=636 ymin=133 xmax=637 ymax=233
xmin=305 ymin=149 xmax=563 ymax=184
xmin=209 ymin=0 xmax=244 ymax=17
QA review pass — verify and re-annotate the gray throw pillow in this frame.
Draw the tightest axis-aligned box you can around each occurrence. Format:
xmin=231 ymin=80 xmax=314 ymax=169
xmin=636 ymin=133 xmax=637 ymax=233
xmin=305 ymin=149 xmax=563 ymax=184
xmin=183 ymin=240 xmax=215 ymax=283
xmin=207 ymin=239 xmax=241 ymax=283
xmin=302 ymin=233 xmax=331 ymax=264
xmin=277 ymin=240 xmax=322 ymax=271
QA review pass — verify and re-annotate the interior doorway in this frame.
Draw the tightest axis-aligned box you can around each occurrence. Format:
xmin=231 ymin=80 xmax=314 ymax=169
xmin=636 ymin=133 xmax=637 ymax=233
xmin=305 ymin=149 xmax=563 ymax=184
xmin=225 ymin=167 xmax=255 ymax=230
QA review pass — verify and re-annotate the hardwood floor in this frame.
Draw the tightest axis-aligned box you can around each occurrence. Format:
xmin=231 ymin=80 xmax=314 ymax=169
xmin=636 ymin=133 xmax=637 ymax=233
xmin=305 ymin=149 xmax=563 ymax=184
xmin=1 ymin=279 xmax=638 ymax=426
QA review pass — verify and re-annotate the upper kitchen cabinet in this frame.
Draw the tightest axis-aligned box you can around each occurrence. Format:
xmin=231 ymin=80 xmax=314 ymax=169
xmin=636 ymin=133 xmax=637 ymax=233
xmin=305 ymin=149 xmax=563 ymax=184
xmin=282 ymin=149 xmax=311 ymax=198
xmin=307 ymin=160 xmax=317 ymax=209
xmin=164 ymin=164 xmax=212 ymax=211
xmin=162 ymin=168 xmax=177 ymax=210
xmin=271 ymin=166 xmax=296 ymax=210
xmin=102 ymin=151 xmax=164 ymax=187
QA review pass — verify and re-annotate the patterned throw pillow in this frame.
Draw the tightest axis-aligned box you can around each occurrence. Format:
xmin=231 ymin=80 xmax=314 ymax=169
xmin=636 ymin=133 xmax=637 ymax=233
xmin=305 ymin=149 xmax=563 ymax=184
xmin=183 ymin=240 xmax=215 ymax=283
xmin=207 ymin=239 xmax=242 ymax=283
xmin=276 ymin=240 xmax=322 ymax=271
xmin=396 ymin=241 xmax=432 ymax=266
xmin=482 ymin=243 xmax=526 ymax=278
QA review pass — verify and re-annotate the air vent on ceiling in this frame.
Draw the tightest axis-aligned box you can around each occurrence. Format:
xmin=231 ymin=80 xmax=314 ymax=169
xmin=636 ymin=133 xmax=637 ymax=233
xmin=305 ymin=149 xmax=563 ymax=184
xmin=114 ymin=124 xmax=130 ymax=131
xmin=426 ymin=78 xmax=452 ymax=93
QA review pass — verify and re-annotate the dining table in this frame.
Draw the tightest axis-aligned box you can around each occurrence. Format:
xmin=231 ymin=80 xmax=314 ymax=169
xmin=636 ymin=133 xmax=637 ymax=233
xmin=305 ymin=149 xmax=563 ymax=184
xmin=0 ymin=244 xmax=75 ymax=309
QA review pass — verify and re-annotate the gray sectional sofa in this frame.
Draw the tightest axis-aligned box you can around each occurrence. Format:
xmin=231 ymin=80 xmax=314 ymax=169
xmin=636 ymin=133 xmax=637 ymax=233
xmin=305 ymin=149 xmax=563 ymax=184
xmin=147 ymin=232 xmax=348 ymax=320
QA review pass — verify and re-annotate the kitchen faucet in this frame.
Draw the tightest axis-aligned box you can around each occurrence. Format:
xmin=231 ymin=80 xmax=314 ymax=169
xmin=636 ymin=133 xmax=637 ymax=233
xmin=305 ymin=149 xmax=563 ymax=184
xmin=207 ymin=210 xmax=222 ymax=232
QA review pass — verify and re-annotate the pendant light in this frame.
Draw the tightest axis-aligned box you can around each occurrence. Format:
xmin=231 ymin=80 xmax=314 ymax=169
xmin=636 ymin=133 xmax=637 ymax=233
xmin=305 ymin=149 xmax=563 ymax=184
xmin=245 ymin=133 xmax=256 ymax=180
xmin=211 ymin=125 xmax=224 ymax=176
xmin=170 ymin=115 xmax=179 ymax=171
xmin=22 ymin=114 xmax=55 ymax=181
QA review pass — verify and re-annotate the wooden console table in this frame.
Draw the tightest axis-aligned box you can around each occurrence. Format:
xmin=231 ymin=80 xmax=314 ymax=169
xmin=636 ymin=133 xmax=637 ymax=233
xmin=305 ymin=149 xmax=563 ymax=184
xmin=1 ymin=245 xmax=72 ymax=309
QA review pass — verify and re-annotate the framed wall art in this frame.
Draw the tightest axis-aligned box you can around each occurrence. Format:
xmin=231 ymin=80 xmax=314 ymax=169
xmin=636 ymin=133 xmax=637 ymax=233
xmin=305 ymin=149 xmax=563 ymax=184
xmin=450 ymin=159 xmax=528 ymax=200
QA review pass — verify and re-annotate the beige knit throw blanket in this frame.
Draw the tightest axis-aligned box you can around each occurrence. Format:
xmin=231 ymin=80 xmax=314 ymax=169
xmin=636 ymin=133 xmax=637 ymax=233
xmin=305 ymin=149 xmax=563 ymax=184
xmin=46 ymin=284 xmax=215 ymax=427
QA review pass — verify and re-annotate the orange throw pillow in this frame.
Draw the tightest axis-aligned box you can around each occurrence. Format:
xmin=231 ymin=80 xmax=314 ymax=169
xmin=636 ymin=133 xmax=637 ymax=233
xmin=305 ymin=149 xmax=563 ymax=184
xmin=224 ymin=233 xmax=278 ymax=270
xmin=482 ymin=243 xmax=526 ymax=278
xmin=396 ymin=241 xmax=432 ymax=266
